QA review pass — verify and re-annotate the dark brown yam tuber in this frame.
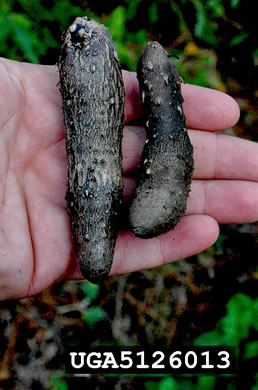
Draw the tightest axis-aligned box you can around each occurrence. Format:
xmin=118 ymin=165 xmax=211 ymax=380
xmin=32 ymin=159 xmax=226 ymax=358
xmin=129 ymin=41 xmax=194 ymax=238
xmin=58 ymin=17 xmax=124 ymax=283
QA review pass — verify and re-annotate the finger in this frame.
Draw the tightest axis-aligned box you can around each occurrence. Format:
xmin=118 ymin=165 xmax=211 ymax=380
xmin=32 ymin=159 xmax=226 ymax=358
xmin=65 ymin=215 xmax=219 ymax=278
xmin=122 ymin=127 xmax=258 ymax=181
xmin=181 ymin=84 xmax=240 ymax=131
xmin=187 ymin=180 xmax=258 ymax=224
xmin=122 ymin=125 xmax=145 ymax=174
xmin=123 ymin=70 xmax=240 ymax=130
xmin=190 ymin=130 xmax=258 ymax=181
xmin=111 ymin=215 xmax=219 ymax=275
xmin=123 ymin=71 xmax=143 ymax=124
xmin=123 ymin=176 xmax=258 ymax=224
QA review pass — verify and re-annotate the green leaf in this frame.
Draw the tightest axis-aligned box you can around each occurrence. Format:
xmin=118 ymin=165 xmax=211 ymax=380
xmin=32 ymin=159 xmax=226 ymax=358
xmin=231 ymin=0 xmax=241 ymax=8
xmin=9 ymin=11 xmax=33 ymax=29
xmin=244 ymin=341 xmax=258 ymax=359
xmin=253 ymin=299 xmax=258 ymax=331
xmin=82 ymin=281 xmax=100 ymax=302
xmin=12 ymin=24 xmax=39 ymax=63
xmin=149 ymin=2 xmax=159 ymax=24
xmin=220 ymin=293 xmax=254 ymax=344
xmin=6 ymin=11 xmax=40 ymax=63
xmin=230 ymin=32 xmax=249 ymax=47
xmin=133 ymin=29 xmax=148 ymax=45
xmin=145 ymin=381 xmax=158 ymax=390
xmin=0 ymin=19 xmax=11 ymax=41
xmin=207 ymin=0 xmax=225 ymax=17
xmin=0 ymin=0 xmax=13 ymax=13
xmin=214 ymin=233 xmax=227 ymax=250
xmin=193 ymin=0 xmax=218 ymax=46
xmin=194 ymin=1 xmax=206 ymax=38
xmin=194 ymin=330 xmax=224 ymax=346
xmin=195 ymin=293 xmax=257 ymax=353
xmin=158 ymin=376 xmax=177 ymax=390
xmin=197 ymin=375 xmax=216 ymax=390
xmin=124 ymin=0 xmax=142 ymax=20
xmin=82 ymin=306 xmax=106 ymax=328
xmin=106 ymin=6 xmax=126 ymax=41
xmin=49 ymin=375 xmax=68 ymax=390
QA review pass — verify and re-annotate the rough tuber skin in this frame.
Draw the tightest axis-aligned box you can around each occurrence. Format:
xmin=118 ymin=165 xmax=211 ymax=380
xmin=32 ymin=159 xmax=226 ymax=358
xmin=58 ymin=17 xmax=124 ymax=283
xmin=129 ymin=41 xmax=194 ymax=238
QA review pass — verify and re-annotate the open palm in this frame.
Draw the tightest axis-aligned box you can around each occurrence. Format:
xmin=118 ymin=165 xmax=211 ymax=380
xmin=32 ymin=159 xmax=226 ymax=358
xmin=0 ymin=58 xmax=257 ymax=300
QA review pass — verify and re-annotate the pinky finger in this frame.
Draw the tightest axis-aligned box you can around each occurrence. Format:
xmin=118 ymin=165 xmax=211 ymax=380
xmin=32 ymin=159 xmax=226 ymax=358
xmin=111 ymin=215 xmax=219 ymax=275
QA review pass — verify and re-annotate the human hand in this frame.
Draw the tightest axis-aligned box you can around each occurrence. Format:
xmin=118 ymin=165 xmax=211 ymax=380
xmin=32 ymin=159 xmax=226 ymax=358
xmin=0 ymin=58 xmax=257 ymax=300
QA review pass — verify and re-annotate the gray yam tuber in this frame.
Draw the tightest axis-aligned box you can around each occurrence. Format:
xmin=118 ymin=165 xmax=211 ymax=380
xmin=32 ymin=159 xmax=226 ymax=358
xmin=58 ymin=17 xmax=124 ymax=283
xmin=129 ymin=41 xmax=194 ymax=238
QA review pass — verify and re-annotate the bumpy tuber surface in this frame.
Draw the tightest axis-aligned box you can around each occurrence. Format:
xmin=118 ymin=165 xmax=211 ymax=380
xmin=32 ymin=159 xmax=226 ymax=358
xmin=58 ymin=17 xmax=124 ymax=283
xmin=129 ymin=41 xmax=194 ymax=238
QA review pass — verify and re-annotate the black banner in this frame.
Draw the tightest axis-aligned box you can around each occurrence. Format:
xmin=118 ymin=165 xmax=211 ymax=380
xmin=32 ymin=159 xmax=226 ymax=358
xmin=64 ymin=346 xmax=237 ymax=375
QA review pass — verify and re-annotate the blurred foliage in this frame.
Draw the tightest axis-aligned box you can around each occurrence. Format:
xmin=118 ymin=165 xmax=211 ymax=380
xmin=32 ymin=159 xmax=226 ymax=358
xmin=145 ymin=292 xmax=258 ymax=390
xmin=81 ymin=281 xmax=107 ymax=328
xmin=0 ymin=0 xmax=257 ymax=93
xmin=194 ymin=293 xmax=258 ymax=346
xmin=145 ymin=375 xmax=217 ymax=390
xmin=49 ymin=374 xmax=68 ymax=390
xmin=0 ymin=1 xmax=257 ymax=389
xmin=0 ymin=0 xmax=84 ymax=62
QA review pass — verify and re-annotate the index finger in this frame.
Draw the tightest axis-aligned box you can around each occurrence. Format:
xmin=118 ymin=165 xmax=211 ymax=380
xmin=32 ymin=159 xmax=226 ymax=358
xmin=123 ymin=70 xmax=240 ymax=131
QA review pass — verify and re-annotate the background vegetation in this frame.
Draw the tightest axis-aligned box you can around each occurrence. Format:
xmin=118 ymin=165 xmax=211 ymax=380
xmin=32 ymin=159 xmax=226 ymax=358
xmin=0 ymin=0 xmax=257 ymax=389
